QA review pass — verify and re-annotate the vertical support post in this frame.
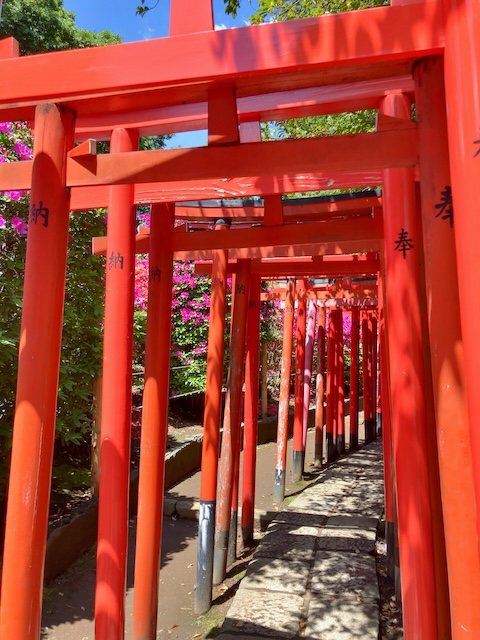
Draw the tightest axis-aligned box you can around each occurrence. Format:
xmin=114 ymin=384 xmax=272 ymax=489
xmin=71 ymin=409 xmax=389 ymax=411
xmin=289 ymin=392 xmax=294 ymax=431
xmin=442 ymin=0 xmax=480 ymax=551
xmin=169 ymin=0 xmax=213 ymax=35
xmin=336 ymin=309 xmax=345 ymax=455
xmin=349 ymin=309 xmax=360 ymax=451
xmin=380 ymin=93 xmax=439 ymax=640
xmin=260 ymin=343 xmax=268 ymax=420
xmin=362 ymin=311 xmax=373 ymax=443
xmin=216 ymin=259 xmax=250 ymax=579
xmin=0 ymin=103 xmax=74 ymax=639
xmin=241 ymin=274 xmax=261 ymax=546
xmin=325 ymin=311 xmax=336 ymax=462
xmin=95 ymin=127 xmax=138 ymax=640
xmin=378 ymin=261 xmax=396 ymax=579
xmin=195 ymin=223 xmax=228 ymax=614
xmin=196 ymin=84 xmax=239 ymax=611
xmin=132 ymin=203 xmax=174 ymax=640
xmin=302 ymin=299 xmax=317 ymax=451
xmin=416 ymin=55 xmax=480 ymax=640
xmin=314 ymin=307 xmax=326 ymax=467
xmin=273 ymin=278 xmax=295 ymax=505
xmin=292 ymin=280 xmax=307 ymax=482
xmin=370 ymin=312 xmax=378 ymax=439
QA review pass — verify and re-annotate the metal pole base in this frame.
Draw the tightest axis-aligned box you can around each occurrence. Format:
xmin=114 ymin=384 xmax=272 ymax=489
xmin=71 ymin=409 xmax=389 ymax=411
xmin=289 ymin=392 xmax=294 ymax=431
xmin=292 ymin=449 xmax=304 ymax=483
xmin=349 ymin=433 xmax=358 ymax=451
xmin=314 ymin=443 xmax=323 ymax=468
xmin=213 ymin=528 xmax=229 ymax=586
xmin=227 ymin=510 xmax=238 ymax=567
xmin=336 ymin=434 xmax=345 ymax=455
xmin=386 ymin=519 xmax=395 ymax=579
xmin=273 ymin=468 xmax=286 ymax=505
xmin=195 ymin=500 xmax=216 ymax=614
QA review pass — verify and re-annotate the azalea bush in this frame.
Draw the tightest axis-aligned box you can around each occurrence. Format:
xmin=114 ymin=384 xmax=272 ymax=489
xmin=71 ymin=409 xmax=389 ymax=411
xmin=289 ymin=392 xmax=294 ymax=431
xmin=0 ymin=121 xmax=106 ymax=499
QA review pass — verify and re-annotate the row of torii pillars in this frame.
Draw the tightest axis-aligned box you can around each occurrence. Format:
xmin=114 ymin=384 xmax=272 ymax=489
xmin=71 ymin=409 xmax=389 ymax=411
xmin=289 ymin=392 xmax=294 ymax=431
xmin=1 ymin=1 xmax=480 ymax=638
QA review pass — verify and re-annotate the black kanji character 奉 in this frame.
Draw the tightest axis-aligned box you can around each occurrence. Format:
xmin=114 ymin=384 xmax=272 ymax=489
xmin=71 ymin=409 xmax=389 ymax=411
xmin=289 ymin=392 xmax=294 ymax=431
xmin=394 ymin=228 xmax=414 ymax=259
xmin=434 ymin=185 xmax=454 ymax=227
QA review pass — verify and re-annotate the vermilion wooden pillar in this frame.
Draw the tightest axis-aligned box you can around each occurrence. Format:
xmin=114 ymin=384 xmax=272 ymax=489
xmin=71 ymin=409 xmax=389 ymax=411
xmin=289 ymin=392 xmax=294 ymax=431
xmin=370 ymin=312 xmax=378 ymax=438
xmin=336 ymin=309 xmax=345 ymax=454
xmin=349 ymin=309 xmax=360 ymax=451
xmin=314 ymin=307 xmax=326 ymax=467
xmin=303 ymin=299 xmax=317 ymax=453
xmin=380 ymin=93 xmax=439 ymax=640
xmin=132 ymin=203 xmax=174 ymax=640
xmin=169 ymin=0 xmax=213 ymax=35
xmin=197 ymin=82 xmax=238 ymax=612
xmin=416 ymin=56 xmax=480 ymax=640
xmin=442 ymin=0 xmax=480 ymax=552
xmin=241 ymin=273 xmax=261 ymax=545
xmin=325 ymin=310 xmax=336 ymax=462
xmin=0 ymin=103 xmax=74 ymax=640
xmin=361 ymin=312 xmax=372 ymax=443
xmin=377 ymin=263 xmax=395 ymax=579
xmin=292 ymin=280 xmax=307 ymax=482
xmin=196 ymin=222 xmax=228 ymax=614
xmin=273 ymin=278 xmax=295 ymax=505
xmin=214 ymin=259 xmax=250 ymax=581
xmin=95 ymin=127 xmax=138 ymax=640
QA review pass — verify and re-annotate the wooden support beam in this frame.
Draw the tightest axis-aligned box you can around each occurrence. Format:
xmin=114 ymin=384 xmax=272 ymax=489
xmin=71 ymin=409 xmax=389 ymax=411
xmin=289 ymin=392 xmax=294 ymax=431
xmin=4 ymin=171 xmax=387 ymax=208
xmin=0 ymin=2 xmax=443 ymax=121
xmin=264 ymin=195 xmax=284 ymax=226
xmin=92 ymin=233 xmax=382 ymax=259
xmin=63 ymin=130 xmax=417 ymax=189
xmin=73 ymin=77 xmax=415 ymax=141
xmin=260 ymin=288 xmax=378 ymax=301
xmin=67 ymin=139 xmax=97 ymax=159
xmin=194 ymin=255 xmax=380 ymax=277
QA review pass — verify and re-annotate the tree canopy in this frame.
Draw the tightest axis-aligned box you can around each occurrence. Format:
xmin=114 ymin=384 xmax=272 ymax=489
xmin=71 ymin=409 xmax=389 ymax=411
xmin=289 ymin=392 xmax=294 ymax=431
xmin=0 ymin=0 xmax=121 ymax=55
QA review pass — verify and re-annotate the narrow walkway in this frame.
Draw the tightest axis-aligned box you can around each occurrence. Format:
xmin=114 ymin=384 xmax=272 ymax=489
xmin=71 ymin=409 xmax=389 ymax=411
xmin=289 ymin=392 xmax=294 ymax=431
xmin=217 ymin=441 xmax=384 ymax=639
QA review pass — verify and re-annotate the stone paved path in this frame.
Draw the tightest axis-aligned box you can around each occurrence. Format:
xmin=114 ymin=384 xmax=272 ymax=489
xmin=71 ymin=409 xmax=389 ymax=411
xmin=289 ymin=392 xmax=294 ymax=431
xmin=217 ymin=441 xmax=384 ymax=640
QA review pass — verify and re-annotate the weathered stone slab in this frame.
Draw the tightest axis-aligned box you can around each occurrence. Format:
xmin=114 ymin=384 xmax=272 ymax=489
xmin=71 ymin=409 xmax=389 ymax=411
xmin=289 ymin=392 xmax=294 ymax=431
xmin=333 ymin=494 xmax=383 ymax=518
xmin=310 ymin=551 xmax=379 ymax=600
xmin=255 ymin=523 xmax=318 ymax=561
xmin=317 ymin=526 xmax=376 ymax=553
xmin=239 ymin=557 xmax=311 ymax=595
xmin=305 ymin=596 xmax=379 ymax=639
xmin=327 ymin=515 xmax=378 ymax=531
xmin=275 ymin=510 xmax=328 ymax=528
xmin=221 ymin=589 xmax=304 ymax=638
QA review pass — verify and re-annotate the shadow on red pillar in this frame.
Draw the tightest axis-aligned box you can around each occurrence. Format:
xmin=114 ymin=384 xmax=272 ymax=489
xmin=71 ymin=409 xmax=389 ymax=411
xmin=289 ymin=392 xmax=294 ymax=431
xmin=133 ymin=203 xmax=174 ymax=640
xmin=0 ymin=103 xmax=75 ymax=639
xmin=241 ymin=274 xmax=261 ymax=545
xmin=273 ymin=278 xmax=295 ymax=505
xmin=380 ymin=93 xmax=440 ymax=640
xmin=95 ymin=127 xmax=138 ymax=640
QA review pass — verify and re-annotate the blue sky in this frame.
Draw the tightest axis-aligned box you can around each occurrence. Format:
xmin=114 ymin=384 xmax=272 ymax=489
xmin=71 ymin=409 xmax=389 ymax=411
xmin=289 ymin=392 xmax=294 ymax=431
xmin=63 ymin=0 xmax=258 ymax=147
xmin=64 ymin=0 xmax=258 ymax=42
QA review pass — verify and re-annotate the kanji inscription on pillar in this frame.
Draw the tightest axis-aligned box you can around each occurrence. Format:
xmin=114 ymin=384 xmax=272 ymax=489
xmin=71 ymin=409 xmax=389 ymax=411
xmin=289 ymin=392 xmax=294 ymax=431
xmin=434 ymin=185 xmax=454 ymax=227
xmin=29 ymin=201 xmax=49 ymax=228
xmin=149 ymin=266 xmax=161 ymax=282
xmin=394 ymin=228 xmax=414 ymax=258
xmin=474 ymin=139 xmax=480 ymax=157
xmin=108 ymin=251 xmax=124 ymax=270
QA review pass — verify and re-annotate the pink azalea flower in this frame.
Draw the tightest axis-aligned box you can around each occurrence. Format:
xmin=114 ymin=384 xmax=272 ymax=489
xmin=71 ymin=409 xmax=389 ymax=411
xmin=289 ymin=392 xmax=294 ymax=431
xmin=11 ymin=217 xmax=28 ymax=235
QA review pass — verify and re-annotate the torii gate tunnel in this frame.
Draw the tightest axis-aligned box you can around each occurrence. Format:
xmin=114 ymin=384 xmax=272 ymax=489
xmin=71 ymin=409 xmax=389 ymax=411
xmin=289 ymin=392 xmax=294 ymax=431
xmin=1 ymin=0 xmax=480 ymax=638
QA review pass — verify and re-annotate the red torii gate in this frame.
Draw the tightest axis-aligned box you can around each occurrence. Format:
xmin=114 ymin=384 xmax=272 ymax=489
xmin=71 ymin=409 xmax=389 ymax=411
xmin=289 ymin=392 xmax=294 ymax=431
xmin=0 ymin=0 xmax=479 ymax=639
